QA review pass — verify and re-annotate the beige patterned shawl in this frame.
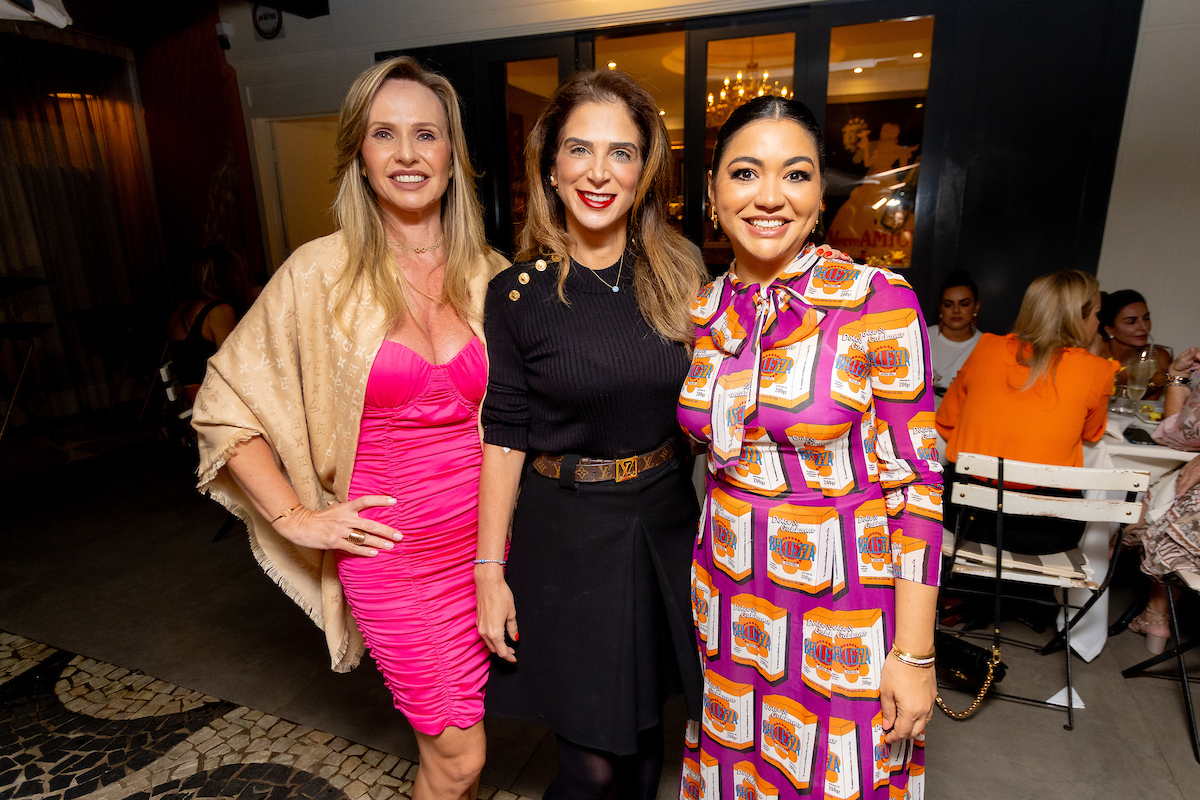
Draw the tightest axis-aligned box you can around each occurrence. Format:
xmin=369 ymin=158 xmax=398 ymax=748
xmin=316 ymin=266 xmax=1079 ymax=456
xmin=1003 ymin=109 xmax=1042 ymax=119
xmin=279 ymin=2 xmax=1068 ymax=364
xmin=192 ymin=231 xmax=507 ymax=672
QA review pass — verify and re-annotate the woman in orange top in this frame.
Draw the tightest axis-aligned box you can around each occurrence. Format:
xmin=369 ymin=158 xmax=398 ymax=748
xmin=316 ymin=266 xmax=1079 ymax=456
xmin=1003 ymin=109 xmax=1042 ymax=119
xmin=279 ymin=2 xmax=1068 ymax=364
xmin=936 ymin=270 xmax=1117 ymax=552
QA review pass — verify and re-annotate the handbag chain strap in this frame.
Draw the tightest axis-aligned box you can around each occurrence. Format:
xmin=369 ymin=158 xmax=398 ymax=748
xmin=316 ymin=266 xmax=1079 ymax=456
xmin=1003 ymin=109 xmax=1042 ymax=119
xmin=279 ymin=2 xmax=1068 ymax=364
xmin=938 ymin=457 xmax=1006 ymax=721
xmin=935 ymin=643 xmax=1002 ymax=720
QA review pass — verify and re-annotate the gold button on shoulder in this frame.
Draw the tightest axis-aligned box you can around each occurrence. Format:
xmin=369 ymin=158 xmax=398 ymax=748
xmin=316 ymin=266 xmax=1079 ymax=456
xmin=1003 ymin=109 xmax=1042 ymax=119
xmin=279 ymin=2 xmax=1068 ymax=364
xmin=508 ymin=289 xmax=521 ymax=302
xmin=534 ymin=259 xmax=547 ymax=272
xmin=518 ymin=272 xmax=530 ymax=284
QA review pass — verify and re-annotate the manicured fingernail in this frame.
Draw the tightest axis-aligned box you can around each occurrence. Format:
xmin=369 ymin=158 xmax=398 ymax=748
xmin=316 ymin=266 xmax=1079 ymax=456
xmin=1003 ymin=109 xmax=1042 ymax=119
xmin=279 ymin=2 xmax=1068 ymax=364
xmin=514 ymin=632 xmax=519 ymax=642
xmin=368 ymin=549 xmax=378 ymax=556
xmin=388 ymin=497 xmax=397 ymax=504
xmin=384 ymin=542 xmax=394 ymax=549
xmin=393 ymin=533 xmax=402 ymax=541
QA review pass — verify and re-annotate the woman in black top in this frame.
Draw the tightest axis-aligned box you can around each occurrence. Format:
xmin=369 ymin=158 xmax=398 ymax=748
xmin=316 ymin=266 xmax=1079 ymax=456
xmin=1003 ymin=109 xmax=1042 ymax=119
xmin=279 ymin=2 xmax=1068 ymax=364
xmin=474 ymin=70 xmax=706 ymax=800
xmin=166 ymin=244 xmax=254 ymax=400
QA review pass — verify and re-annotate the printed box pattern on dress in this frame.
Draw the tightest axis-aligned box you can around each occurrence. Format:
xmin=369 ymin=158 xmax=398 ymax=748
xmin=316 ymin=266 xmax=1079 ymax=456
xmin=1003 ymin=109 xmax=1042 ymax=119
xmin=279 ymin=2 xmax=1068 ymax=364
xmin=678 ymin=245 xmax=942 ymax=800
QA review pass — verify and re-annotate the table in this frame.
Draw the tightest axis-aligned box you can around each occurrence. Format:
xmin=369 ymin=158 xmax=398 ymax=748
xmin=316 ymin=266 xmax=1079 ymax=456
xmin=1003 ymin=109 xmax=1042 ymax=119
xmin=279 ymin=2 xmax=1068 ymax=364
xmin=1065 ymin=413 xmax=1195 ymax=662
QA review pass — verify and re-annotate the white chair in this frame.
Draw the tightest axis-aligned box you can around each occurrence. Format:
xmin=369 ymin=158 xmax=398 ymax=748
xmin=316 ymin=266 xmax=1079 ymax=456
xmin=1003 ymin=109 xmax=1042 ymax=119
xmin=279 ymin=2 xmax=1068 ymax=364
xmin=942 ymin=452 xmax=1148 ymax=729
xmin=1122 ymin=569 xmax=1200 ymax=762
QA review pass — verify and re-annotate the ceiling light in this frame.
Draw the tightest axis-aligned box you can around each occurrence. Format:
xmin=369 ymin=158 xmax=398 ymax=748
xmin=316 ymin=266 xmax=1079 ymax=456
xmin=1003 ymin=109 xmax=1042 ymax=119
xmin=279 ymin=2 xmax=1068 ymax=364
xmin=659 ymin=110 xmax=665 ymax=115
xmin=853 ymin=67 xmax=863 ymax=74
xmin=915 ymin=103 xmax=924 ymax=108
xmin=705 ymin=41 xmax=791 ymax=127
xmin=913 ymin=52 xmax=923 ymax=58
xmin=607 ymin=61 xmax=617 ymax=69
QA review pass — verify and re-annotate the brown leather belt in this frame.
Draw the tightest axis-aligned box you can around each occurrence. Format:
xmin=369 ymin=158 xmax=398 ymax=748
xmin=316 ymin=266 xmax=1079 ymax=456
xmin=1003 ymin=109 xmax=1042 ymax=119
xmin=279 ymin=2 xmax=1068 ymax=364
xmin=533 ymin=440 xmax=677 ymax=484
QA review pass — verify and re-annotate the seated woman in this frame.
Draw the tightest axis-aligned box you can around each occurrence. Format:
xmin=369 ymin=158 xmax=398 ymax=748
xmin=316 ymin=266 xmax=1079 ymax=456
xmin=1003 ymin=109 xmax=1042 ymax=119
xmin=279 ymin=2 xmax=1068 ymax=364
xmin=928 ymin=270 xmax=983 ymax=396
xmin=166 ymin=244 xmax=253 ymax=402
xmin=1098 ymin=289 xmax=1173 ymax=401
xmin=1123 ymin=346 xmax=1200 ymax=653
xmin=936 ymin=270 xmax=1118 ymax=553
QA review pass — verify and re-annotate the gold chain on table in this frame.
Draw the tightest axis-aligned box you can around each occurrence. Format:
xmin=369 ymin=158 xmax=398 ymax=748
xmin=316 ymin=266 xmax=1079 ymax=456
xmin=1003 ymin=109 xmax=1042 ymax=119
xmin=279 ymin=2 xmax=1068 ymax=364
xmin=936 ymin=645 xmax=1001 ymax=720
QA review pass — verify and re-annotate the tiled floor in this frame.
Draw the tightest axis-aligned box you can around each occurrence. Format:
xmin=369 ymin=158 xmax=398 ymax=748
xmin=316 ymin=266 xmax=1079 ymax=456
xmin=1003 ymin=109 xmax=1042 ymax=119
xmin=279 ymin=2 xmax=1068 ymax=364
xmin=3 ymin=433 xmax=1200 ymax=799
xmin=0 ymin=632 xmax=531 ymax=800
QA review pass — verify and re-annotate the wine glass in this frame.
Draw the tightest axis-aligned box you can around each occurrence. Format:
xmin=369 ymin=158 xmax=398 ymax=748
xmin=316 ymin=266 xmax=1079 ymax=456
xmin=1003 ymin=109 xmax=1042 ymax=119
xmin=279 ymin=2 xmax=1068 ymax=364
xmin=1126 ymin=347 xmax=1157 ymax=420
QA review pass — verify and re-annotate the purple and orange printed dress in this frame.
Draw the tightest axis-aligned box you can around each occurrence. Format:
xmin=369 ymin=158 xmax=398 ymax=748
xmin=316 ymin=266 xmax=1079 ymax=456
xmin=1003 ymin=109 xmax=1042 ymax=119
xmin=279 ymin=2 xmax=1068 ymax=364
xmin=677 ymin=244 xmax=943 ymax=800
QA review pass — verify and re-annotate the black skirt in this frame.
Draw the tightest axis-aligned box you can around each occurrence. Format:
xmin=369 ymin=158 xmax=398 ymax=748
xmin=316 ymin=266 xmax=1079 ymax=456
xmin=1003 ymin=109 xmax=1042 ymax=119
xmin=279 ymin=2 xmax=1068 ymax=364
xmin=485 ymin=454 xmax=704 ymax=755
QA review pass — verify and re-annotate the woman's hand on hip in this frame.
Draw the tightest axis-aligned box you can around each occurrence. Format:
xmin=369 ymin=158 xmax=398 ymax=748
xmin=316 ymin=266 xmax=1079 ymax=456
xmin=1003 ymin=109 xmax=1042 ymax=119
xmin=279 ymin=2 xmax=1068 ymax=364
xmin=475 ymin=566 xmax=518 ymax=663
xmin=878 ymin=656 xmax=936 ymax=745
xmin=272 ymin=495 xmax=402 ymax=556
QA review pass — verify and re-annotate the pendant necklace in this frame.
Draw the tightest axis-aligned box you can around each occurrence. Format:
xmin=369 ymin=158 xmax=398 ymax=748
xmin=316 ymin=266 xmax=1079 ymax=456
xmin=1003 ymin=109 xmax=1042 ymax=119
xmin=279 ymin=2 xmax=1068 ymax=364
xmin=589 ymin=254 xmax=624 ymax=293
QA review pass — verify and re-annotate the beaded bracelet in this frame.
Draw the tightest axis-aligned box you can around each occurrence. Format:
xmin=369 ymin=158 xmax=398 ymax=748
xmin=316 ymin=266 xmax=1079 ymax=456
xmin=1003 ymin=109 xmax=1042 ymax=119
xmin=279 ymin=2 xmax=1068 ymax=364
xmin=474 ymin=558 xmax=507 ymax=566
xmin=889 ymin=645 xmax=936 ymax=668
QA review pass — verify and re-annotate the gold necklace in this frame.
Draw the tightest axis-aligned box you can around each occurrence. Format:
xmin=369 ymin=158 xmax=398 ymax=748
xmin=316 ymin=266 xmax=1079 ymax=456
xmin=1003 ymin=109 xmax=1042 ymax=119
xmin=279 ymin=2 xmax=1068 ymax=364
xmin=589 ymin=254 xmax=624 ymax=293
xmin=387 ymin=234 xmax=444 ymax=253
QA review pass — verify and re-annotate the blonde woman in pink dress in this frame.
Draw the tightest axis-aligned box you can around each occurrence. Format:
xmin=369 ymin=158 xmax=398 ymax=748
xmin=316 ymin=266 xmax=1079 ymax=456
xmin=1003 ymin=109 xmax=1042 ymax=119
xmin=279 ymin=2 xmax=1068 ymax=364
xmin=193 ymin=57 xmax=506 ymax=800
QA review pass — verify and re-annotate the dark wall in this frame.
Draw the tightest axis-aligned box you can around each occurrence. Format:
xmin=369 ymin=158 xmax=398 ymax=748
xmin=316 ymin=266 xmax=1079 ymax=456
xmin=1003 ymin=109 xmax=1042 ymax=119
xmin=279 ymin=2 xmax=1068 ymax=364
xmin=915 ymin=0 xmax=1142 ymax=331
xmin=68 ymin=0 xmax=266 ymax=293
xmin=386 ymin=0 xmax=1142 ymax=329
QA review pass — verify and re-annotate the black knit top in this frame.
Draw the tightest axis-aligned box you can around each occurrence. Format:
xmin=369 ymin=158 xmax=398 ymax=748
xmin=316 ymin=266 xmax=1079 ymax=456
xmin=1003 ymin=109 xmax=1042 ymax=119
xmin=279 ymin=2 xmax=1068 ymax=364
xmin=481 ymin=255 xmax=691 ymax=459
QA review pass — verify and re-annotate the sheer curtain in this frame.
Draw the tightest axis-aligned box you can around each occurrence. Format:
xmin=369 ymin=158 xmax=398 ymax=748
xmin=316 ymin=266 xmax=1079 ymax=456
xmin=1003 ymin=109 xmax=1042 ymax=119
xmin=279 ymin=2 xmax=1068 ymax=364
xmin=0 ymin=22 xmax=168 ymax=422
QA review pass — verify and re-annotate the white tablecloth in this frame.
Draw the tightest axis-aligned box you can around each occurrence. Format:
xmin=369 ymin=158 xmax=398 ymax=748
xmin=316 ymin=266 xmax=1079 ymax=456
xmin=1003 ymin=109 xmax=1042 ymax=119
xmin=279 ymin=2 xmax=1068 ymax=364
xmin=1064 ymin=414 xmax=1194 ymax=661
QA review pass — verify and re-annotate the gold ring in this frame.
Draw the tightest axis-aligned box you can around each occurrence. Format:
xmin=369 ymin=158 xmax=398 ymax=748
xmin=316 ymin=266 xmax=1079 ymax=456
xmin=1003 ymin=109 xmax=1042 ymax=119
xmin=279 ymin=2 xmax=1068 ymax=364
xmin=347 ymin=529 xmax=367 ymax=546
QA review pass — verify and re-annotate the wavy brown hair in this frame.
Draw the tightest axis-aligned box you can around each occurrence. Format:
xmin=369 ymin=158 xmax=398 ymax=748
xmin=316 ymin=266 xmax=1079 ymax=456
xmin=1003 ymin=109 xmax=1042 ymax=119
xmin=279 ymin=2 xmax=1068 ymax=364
xmin=330 ymin=56 xmax=491 ymax=330
xmin=1011 ymin=269 xmax=1100 ymax=389
xmin=517 ymin=69 xmax=705 ymax=344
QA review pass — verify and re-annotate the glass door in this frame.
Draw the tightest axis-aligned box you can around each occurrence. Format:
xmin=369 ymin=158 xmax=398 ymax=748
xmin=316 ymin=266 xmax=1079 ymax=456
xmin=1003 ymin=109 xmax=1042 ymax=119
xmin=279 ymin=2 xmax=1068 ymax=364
xmin=472 ymin=36 xmax=577 ymax=254
xmin=821 ymin=15 xmax=935 ymax=269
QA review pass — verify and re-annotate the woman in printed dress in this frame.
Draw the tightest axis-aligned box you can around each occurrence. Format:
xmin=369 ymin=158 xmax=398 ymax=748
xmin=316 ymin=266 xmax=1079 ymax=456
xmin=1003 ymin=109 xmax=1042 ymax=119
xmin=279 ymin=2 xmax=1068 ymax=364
xmin=677 ymin=96 xmax=942 ymax=799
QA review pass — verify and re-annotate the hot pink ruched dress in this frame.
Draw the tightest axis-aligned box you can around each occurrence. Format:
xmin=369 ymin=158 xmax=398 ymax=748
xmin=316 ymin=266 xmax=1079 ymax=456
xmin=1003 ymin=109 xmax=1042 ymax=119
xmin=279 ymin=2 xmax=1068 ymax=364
xmin=337 ymin=337 xmax=490 ymax=736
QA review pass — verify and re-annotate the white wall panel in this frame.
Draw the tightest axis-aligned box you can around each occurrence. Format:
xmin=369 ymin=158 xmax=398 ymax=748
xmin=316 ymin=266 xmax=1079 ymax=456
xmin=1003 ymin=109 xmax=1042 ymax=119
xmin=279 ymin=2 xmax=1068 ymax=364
xmin=1097 ymin=0 xmax=1200 ymax=355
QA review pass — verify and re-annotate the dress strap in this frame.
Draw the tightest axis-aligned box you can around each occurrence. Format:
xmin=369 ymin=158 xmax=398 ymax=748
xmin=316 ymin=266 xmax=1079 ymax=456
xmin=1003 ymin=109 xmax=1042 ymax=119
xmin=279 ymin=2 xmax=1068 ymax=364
xmin=187 ymin=300 xmax=224 ymax=342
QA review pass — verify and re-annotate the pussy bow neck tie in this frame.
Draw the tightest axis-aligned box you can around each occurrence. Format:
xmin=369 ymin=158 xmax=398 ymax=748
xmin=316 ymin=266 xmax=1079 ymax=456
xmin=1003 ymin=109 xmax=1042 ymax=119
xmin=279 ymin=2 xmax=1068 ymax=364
xmin=706 ymin=247 xmax=826 ymax=469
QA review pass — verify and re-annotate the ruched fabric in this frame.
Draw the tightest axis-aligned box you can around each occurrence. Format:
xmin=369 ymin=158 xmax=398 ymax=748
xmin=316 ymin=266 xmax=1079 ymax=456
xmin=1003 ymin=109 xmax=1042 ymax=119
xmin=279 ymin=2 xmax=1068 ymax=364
xmin=337 ymin=338 xmax=489 ymax=736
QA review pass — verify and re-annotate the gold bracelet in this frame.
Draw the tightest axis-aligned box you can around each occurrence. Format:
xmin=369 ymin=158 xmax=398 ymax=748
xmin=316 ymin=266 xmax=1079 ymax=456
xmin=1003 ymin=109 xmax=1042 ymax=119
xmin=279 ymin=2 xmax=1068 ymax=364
xmin=890 ymin=645 xmax=936 ymax=668
xmin=1166 ymin=375 xmax=1190 ymax=387
xmin=270 ymin=501 xmax=304 ymax=524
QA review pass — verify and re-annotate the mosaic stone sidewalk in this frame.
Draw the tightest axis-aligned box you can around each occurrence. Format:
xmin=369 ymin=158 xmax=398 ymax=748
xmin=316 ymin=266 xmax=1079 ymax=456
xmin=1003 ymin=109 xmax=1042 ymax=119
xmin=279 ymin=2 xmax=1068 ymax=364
xmin=0 ymin=632 xmax=536 ymax=800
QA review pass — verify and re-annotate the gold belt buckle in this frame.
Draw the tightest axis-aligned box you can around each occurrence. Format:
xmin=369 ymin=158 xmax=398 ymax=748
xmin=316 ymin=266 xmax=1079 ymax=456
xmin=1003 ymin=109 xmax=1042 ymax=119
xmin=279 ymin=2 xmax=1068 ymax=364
xmin=615 ymin=456 xmax=638 ymax=483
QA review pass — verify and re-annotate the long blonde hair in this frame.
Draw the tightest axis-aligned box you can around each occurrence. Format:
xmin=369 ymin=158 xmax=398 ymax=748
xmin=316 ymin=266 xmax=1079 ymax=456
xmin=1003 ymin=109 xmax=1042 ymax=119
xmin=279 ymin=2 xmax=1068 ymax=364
xmin=1011 ymin=269 xmax=1100 ymax=389
xmin=517 ymin=70 xmax=705 ymax=345
xmin=330 ymin=56 xmax=490 ymax=329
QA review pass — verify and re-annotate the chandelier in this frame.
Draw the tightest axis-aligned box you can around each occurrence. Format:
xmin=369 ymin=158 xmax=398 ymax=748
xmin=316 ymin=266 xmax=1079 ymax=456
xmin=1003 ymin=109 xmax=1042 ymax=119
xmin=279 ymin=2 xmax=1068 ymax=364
xmin=706 ymin=63 xmax=791 ymax=127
